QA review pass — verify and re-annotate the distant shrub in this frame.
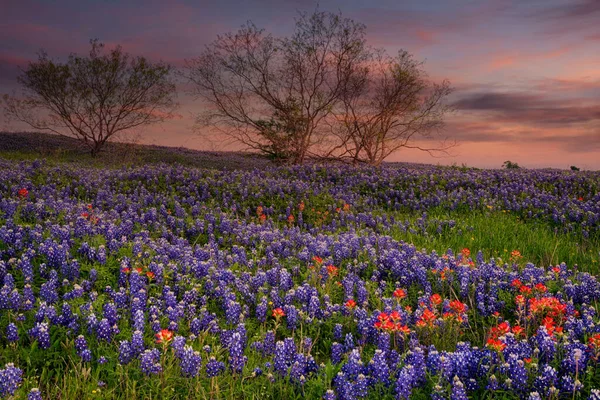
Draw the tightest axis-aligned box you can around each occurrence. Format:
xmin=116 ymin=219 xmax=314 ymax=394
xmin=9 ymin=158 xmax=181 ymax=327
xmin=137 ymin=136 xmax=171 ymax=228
xmin=502 ymin=160 xmax=520 ymax=169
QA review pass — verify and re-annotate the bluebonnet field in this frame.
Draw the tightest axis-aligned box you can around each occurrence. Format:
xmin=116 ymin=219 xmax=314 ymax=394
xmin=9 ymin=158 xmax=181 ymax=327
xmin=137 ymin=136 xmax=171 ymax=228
xmin=1 ymin=157 xmax=600 ymax=399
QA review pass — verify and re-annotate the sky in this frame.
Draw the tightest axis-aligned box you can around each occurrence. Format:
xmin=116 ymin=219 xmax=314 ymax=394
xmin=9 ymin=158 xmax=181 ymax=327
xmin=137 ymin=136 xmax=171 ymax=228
xmin=0 ymin=0 xmax=599 ymax=169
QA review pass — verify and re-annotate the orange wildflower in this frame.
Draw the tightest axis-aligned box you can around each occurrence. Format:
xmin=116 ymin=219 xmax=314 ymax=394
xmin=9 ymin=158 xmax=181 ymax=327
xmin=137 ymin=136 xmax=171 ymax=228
xmin=155 ymin=329 xmax=173 ymax=344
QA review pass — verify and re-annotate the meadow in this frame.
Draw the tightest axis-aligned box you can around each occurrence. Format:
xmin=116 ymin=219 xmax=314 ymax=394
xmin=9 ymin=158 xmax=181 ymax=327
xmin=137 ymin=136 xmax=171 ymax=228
xmin=1 ymin=155 xmax=600 ymax=399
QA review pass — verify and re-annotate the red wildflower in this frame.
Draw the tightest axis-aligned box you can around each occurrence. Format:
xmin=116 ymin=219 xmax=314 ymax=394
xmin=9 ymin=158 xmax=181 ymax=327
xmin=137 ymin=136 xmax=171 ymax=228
xmin=384 ymin=320 xmax=395 ymax=331
xmin=449 ymin=300 xmax=466 ymax=314
xmin=430 ymin=294 xmax=442 ymax=306
xmin=420 ymin=309 xmax=437 ymax=325
xmin=345 ymin=299 xmax=356 ymax=308
xmin=529 ymin=297 xmax=567 ymax=319
xmin=589 ymin=334 xmax=600 ymax=349
xmin=487 ymin=338 xmax=506 ymax=352
xmin=512 ymin=325 xmax=525 ymax=337
xmin=377 ymin=312 xmax=390 ymax=323
xmin=390 ymin=311 xmax=401 ymax=322
xmin=519 ymin=286 xmax=532 ymax=295
xmin=272 ymin=308 xmax=286 ymax=319
xmin=393 ymin=288 xmax=407 ymax=299
xmin=146 ymin=272 xmax=155 ymax=279
xmin=515 ymin=295 xmax=526 ymax=306
xmin=552 ymin=267 xmax=561 ymax=274
xmin=511 ymin=279 xmax=523 ymax=288
xmin=287 ymin=214 xmax=295 ymax=223
xmin=312 ymin=256 xmax=323 ymax=265
xmin=18 ymin=188 xmax=29 ymax=198
xmin=396 ymin=324 xmax=410 ymax=334
xmin=327 ymin=265 xmax=339 ymax=276
xmin=461 ymin=248 xmax=471 ymax=258
xmin=534 ymin=283 xmax=547 ymax=293
xmin=155 ymin=329 xmax=173 ymax=344
xmin=489 ymin=322 xmax=510 ymax=339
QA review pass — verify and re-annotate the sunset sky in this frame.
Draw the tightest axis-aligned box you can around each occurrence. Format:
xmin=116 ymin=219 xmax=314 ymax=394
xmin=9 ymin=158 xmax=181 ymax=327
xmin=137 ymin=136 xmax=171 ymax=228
xmin=1 ymin=0 xmax=599 ymax=169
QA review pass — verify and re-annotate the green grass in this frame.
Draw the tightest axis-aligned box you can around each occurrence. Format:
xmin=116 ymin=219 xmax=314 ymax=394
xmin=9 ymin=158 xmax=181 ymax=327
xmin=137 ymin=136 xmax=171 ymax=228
xmin=388 ymin=208 xmax=599 ymax=274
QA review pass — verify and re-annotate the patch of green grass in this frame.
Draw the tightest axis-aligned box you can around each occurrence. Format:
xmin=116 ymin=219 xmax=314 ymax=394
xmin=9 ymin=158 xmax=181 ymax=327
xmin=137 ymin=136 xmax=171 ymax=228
xmin=388 ymin=208 xmax=599 ymax=274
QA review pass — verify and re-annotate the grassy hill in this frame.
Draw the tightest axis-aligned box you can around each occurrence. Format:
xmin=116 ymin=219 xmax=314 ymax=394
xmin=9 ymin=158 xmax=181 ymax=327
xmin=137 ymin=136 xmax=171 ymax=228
xmin=0 ymin=131 xmax=271 ymax=170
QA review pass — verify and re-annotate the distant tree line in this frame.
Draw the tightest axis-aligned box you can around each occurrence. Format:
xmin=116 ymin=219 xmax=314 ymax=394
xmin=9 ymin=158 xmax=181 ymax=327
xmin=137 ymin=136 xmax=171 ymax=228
xmin=2 ymin=10 xmax=453 ymax=164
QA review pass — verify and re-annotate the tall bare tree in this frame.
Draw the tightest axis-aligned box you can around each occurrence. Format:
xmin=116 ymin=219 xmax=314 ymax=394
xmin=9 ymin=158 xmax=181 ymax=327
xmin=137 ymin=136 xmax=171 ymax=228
xmin=183 ymin=10 xmax=368 ymax=164
xmin=2 ymin=40 xmax=178 ymax=156
xmin=328 ymin=50 xmax=453 ymax=166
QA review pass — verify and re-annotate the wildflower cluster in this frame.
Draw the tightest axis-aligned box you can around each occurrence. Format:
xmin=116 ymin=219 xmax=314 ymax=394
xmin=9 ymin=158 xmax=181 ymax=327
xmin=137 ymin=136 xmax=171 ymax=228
xmin=0 ymin=160 xmax=599 ymax=398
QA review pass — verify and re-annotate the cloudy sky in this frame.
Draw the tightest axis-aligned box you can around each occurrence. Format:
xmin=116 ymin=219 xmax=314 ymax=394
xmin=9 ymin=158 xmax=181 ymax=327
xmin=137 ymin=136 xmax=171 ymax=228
xmin=1 ymin=0 xmax=599 ymax=169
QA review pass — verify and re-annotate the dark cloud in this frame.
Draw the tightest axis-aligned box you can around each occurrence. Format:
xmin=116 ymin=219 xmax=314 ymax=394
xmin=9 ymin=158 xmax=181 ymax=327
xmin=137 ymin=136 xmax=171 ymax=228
xmin=533 ymin=0 xmax=600 ymax=20
xmin=523 ymin=0 xmax=600 ymax=37
xmin=453 ymin=91 xmax=600 ymax=126
xmin=454 ymin=93 xmax=542 ymax=111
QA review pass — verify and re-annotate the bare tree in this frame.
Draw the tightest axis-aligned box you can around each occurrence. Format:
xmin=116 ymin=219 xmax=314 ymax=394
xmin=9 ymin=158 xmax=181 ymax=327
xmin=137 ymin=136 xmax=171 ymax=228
xmin=2 ymin=39 xmax=178 ymax=156
xmin=183 ymin=10 xmax=368 ymax=164
xmin=325 ymin=50 xmax=453 ymax=166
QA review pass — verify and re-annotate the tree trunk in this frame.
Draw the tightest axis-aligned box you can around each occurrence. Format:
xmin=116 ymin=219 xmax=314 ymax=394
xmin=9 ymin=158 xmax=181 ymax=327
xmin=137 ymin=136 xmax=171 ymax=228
xmin=90 ymin=141 xmax=103 ymax=157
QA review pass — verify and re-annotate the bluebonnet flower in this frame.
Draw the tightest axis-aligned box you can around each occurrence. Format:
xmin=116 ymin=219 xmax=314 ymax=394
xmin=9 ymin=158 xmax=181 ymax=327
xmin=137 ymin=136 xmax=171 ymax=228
xmin=256 ymin=297 xmax=268 ymax=323
xmin=6 ymin=323 xmax=19 ymax=342
xmin=28 ymin=322 xmax=50 ymax=349
xmin=131 ymin=330 xmax=145 ymax=356
xmin=96 ymin=318 xmax=112 ymax=342
xmin=206 ymin=357 xmax=225 ymax=377
xmin=284 ymin=304 xmax=299 ymax=330
xmin=179 ymin=346 xmax=202 ymax=377
xmin=355 ymin=374 xmax=368 ymax=398
xmin=534 ymin=365 xmax=557 ymax=396
xmin=369 ymin=350 xmax=389 ymax=385
xmin=75 ymin=335 xmax=91 ymax=362
xmin=118 ymin=341 xmax=134 ymax=365
xmin=0 ymin=363 xmax=23 ymax=397
xmin=333 ymin=372 xmax=354 ymax=400
xmin=450 ymin=376 xmax=468 ymax=400
xmin=487 ymin=374 xmax=499 ymax=391
xmin=28 ymin=388 xmax=42 ymax=400
xmin=342 ymin=349 xmax=363 ymax=380
xmin=331 ymin=342 xmax=344 ymax=365
xmin=171 ymin=335 xmax=187 ymax=358
xmin=228 ymin=332 xmax=247 ymax=374
xmin=532 ymin=325 xmax=556 ymax=363
xmin=344 ymin=333 xmax=355 ymax=352
xmin=506 ymin=354 xmax=528 ymax=393
xmin=139 ymin=349 xmax=162 ymax=375
xmin=274 ymin=341 xmax=289 ymax=377
xmin=333 ymin=323 xmax=343 ymax=340
xmin=262 ymin=331 xmax=276 ymax=356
